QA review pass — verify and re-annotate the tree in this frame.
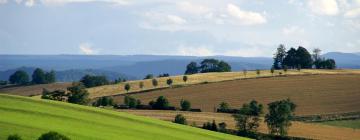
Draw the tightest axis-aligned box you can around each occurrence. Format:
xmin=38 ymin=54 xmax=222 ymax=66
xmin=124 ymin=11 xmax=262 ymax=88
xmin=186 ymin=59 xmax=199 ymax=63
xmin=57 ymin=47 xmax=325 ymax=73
xmin=324 ymin=59 xmax=336 ymax=69
xmin=124 ymin=83 xmax=131 ymax=92
xmin=283 ymin=48 xmax=297 ymax=69
xmin=243 ymin=69 xmax=247 ymax=78
xmin=144 ymin=74 xmax=154 ymax=79
xmin=151 ymin=96 xmax=169 ymax=109
xmin=265 ymin=99 xmax=296 ymax=136
xmin=218 ymin=61 xmax=232 ymax=72
xmin=94 ymin=96 xmax=114 ymax=107
xmin=7 ymin=134 xmax=22 ymax=140
xmin=219 ymin=102 xmax=229 ymax=112
xmin=9 ymin=70 xmax=29 ymax=85
xmin=180 ymin=99 xmax=191 ymax=111
xmin=37 ymin=131 xmax=70 ymax=140
xmin=124 ymin=96 xmax=138 ymax=108
xmin=199 ymin=59 xmax=231 ymax=73
xmin=256 ymin=69 xmax=260 ymax=77
xmin=182 ymin=75 xmax=188 ymax=83
xmin=80 ymin=75 xmax=109 ymax=88
xmin=185 ymin=61 xmax=199 ymax=74
xmin=202 ymin=120 xmax=218 ymax=131
xmin=152 ymin=79 xmax=158 ymax=87
xmin=174 ymin=114 xmax=187 ymax=125
xmin=67 ymin=82 xmax=89 ymax=105
xmin=233 ymin=100 xmax=263 ymax=135
xmin=273 ymin=44 xmax=287 ymax=69
xmin=296 ymin=46 xmax=313 ymax=69
xmin=32 ymin=68 xmax=46 ymax=84
xmin=312 ymin=48 xmax=322 ymax=68
xmin=139 ymin=81 xmax=144 ymax=89
xmin=270 ymin=67 xmax=275 ymax=76
xmin=166 ymin=78 xmax=173 ymax=86
xmin=44 ymin=70 xmax=56 ymax=84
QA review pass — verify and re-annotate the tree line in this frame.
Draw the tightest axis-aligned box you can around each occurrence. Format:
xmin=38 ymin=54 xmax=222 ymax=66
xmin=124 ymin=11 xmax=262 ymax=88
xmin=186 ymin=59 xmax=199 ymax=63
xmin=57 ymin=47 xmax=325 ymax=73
xmin=185 ymin=59 xmax=231 ymax=75
xmin=273 ymin=45 xmax=336 ymax=70
xmin=7 ymin=68 xmax=56 ymax=85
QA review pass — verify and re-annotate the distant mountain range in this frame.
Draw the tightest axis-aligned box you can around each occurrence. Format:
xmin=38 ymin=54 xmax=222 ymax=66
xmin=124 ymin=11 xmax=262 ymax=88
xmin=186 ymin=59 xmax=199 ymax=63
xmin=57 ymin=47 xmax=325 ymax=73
xmin=0 ymin=52 xmax=359 ymax=81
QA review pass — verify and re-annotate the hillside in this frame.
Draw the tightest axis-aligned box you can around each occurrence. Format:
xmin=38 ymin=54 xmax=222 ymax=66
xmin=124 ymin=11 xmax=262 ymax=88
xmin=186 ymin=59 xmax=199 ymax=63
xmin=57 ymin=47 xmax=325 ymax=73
xmin=0 ymin=83 xmax=72 ymax=96
xmin=0 ymin=94 xmax=248 ymax=140
xmin=112 ymin=74 xmax=360 ymax=116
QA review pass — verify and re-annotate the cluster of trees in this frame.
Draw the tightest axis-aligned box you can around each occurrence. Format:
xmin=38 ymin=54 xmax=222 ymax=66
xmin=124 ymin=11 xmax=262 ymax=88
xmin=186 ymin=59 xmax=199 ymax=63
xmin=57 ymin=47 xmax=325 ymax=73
xmin=80 ymin=75 xmax=109 ymax=88
xmin=273 ymin=45 xmax=336 ymax=69
xmin=41 ymin=82 xmax=90 ymax=105
xmin=185 ymin=59 xmax=231 ymax=74
xmin=93 ymin=96 xmax=114 ymax=107
xmin=173 ymin=115 xmax=228 ymax=133
xmin=123 ymin=76 xmax=189 ymax=92
xmin=7 ymin=131 xmax=70 ymax=140
xmin=8 ymin=68 xmax=56 ymax=85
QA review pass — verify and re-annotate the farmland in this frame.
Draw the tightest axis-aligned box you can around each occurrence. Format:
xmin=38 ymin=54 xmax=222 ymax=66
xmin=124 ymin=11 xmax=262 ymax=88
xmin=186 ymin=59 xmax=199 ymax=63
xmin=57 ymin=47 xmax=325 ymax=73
xmin=120 ymin=110 xmax=360 ymax=140
xmin=0 ymin=83 xmax=72 ymax=97
xmin=319 ymin=119 xmax=360 ymax=129
xmin=113 ymin=74 xmax=360 ymax=116
xmin=0 ymin=94 xmax=248 ymax=140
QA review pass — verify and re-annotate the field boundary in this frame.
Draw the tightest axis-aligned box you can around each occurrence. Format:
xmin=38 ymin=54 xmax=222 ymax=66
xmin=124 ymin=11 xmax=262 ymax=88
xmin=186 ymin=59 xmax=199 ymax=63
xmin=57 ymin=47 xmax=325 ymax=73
xmin=294 ymin=111 xmax=360 ymax=122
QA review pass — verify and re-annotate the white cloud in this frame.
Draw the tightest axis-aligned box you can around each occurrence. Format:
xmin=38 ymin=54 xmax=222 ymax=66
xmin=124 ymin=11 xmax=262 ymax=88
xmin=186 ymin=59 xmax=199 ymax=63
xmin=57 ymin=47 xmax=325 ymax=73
xmin=282 ymin=26 xmax=305 ymax=35
xmin=139 ymin=12 xmax=189 ymax=32
xmin=177 ymin=45 xmax=214 ymax=56
xmin=166 ymin=15 xmax=186 ymax=25
xmin=307 ymin=0 xmax=339 ymax=16
xmin=25 ymin=0 xmax=35 ymax=7
xmin=344 ymin=8 xmax=360 ymax=18
xmin=226 ymin=3 xmax=267 ymax=25
xmin=16 ymin=0 xmax=131 ymax=7
xmin=79 ymin=42 xmax=99 ymax=55
xmin=0 ymin=0 xmax=7 ymax=4
xmin=176 ymin=1 xmax=210 ymax=15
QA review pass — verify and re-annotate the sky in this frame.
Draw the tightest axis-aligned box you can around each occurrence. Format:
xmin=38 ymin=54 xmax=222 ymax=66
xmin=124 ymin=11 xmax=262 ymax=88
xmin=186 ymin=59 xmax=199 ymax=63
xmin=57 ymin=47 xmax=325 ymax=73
xmin=0 ymin=0 xmax=360 ymax=57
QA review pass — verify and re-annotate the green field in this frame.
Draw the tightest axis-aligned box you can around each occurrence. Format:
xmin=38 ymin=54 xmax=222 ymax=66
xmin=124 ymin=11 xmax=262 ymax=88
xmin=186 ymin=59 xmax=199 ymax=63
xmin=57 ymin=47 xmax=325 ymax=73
xmin=0 ymin=94 xmax=248 ymax=140
xmin=320 ymin=119 xmax=360 ymax=129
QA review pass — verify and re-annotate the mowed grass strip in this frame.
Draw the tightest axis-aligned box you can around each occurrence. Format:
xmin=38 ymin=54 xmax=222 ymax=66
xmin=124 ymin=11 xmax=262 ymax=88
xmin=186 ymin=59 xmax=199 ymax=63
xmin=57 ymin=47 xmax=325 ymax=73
xmin=88 ymin=69 xmax=360 ymax=98
xmin=114 ymin=74 xmax=360 ymax=116
xmin=121 ymin=110 xmax=360 ymax=140
xmin=0 ymin=94 xmax=249 ymax=140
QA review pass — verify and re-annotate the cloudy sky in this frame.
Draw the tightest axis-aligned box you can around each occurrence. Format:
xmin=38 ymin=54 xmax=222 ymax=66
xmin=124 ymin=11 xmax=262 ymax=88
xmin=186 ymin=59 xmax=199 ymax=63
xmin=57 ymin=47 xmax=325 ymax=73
xmin=0 ymin=0 xmax=359 ymax=57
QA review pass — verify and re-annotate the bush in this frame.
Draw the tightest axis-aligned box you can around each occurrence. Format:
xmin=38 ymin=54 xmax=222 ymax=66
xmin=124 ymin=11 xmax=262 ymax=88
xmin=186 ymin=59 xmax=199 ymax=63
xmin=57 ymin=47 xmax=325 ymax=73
xmin=174 ymin=114 xmax=187 ymax=125
xmin=37 ymin=131 xmax=70 ymax=140
xmin=7 ymin=134 xmax=22 ymax=140
xmin=218 ymin=102 xmax=229 ymax=112
xmin=166 ymin=78 xmax=173 ymax=86
xmin=150 ymin=96 xmax=169 ymax=109
xmin=93 ymin=96 xmax=114 ymax=107
xmin=124 ymin=96 xmax=138 ymax=108
xmin=67 ymin=83 xmax=89 ymax=105
xmin=182 ymin=75 xmax=188 ymax=83
xmin=202 ymin=120 xmax=218 ymax=131
xmin=180 ymin=99 xmax=191 ymax=111
xmin=152 ymin=79 xmax=158 ymax=87
xmin=124 ymin=83 xmax=131 ymax=92
xmin=41 ymin=89 xmax=67 ymax=101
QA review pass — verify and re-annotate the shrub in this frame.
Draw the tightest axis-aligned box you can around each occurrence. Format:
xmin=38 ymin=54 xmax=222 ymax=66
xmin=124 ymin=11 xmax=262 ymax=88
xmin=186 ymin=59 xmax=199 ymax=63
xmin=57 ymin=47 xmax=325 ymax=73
xmin=166 ymin=78 xmax=173 ymax=86
xmin=41 ymin=89 xmax=67 ymax=101
xmin=256 ymin=69 xmax=260 ymax=76
xmin=180 ymin=99 xmax=191 ymax=111
xmin=94 ymin=96 xmax=114 ymax=107
xmin=37 ymin=131 xmax=70 ymax=140
xmin=124 ymin=83 xmax=131 ymax=92
xmin=174 ymin=114 xmax=187 ymax=125
xmin=124 ymin=96 xmax=138 ymax=108
xmin=152 ymin=79 xmax=158 ymax=87
xmin=202 ymin=120 xmax=217 ymax=131
xmin=151 ymin=96 xmax=169 ymax=109
xmin=182 ymin=75 xmax=188 ymax=83
xmin=7 ymin=134 xmax=22 ymax=140
xmin=218 ymin=102 xmax=229 ymax=112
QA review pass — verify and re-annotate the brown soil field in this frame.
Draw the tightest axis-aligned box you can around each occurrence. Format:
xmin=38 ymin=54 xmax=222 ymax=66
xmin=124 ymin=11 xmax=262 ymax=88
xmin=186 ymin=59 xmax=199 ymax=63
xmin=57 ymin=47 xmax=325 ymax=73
xmin=121 ymin=110 xmax=360 ymax=140
xmin=88 ymin=69 xmax=360 ymax=98
xmin=0 ymin=83 xmax=72 ymax=96
xmin=113 ymin=74 xmax=360 ymax=116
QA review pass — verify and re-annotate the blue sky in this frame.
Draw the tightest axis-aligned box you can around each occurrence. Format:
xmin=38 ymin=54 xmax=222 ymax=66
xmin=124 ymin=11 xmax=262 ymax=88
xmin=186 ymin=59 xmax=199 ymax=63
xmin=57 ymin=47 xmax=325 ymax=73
xmin=0 ymin=0 xmax=359 ymax=57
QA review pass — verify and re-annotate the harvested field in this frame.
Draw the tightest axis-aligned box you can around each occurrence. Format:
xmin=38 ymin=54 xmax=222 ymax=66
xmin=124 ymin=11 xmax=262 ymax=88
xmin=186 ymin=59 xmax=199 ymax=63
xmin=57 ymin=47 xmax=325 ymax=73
xmin=121 ymin=109 xmax=360 ymax=140
xmin=88 ymin=69 xmax=360 ymax=98
xmin=114 ymin=74 xmax=360 ymax=116
xmin=0 ymin=82 xmax=72 ymax=96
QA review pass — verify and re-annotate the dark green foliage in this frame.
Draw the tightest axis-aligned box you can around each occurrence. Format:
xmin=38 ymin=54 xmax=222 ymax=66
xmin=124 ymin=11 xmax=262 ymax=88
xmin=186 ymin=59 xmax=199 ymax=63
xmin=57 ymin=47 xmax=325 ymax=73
xmin=41 ymin=89 xmax=67 ymax=101
xmin=152 ymin=79 xmax=158 ymax=87
xmin=180 ymin=99 xmax=191 ymax=111
xmin=124 ymin=96 xmax=138 ymax=108
xmin=166 ymin=78 xmax=173 ymax=86
xmin=218 ymin=102 xmax=229 ymax=112
xmin=37 ymin=131 xmax=70 ymax=140
xmin=174 ymin=114 xmax=187 ymax=125
xmin=296 ymin=46 xmax=313 ymax=69
xmin=315 ymin=58 xmax=336 ymax=69
xmin=80 ymin=75 xmax=109 ymax=88
xmin=273 ymin=44 xmax=287 ymax=69
xmin=185 ymin=61 xmax=199 ymax=74
xmin=150 ymin=96 xmax=169 ymax=109
xmin=124 ymin=83 xmax=131 ymax=92
xmin=45 ymin=70 xmax=56 ymax=84
xmin=199 ymin=59 xmax=231 ymax=73
xmin=9 ymin=70 xmax=29 ymax=85
xmin=7 ymin=134 xmax=22 ymax=140
xmin=233 ymin=100 xmax=263 ymax=134
xmin=283 ymin=48 xmax=297 ymax=69
xmin=182 ymin=75 xmax=188 ymax=83
xmin=202 ymin=120 xmax=218 ymax=131
xmin=67 ymin=83 xmax=89 ymax=105
xmin=158 ymin=73 xmax=170 ymax=77
xmin=32 ymin=68 xmax=46 ymax=84
xmin=283 ymin=65 xmax=288 ymax=73
xmin=256 ymin=69 xmax=260 ymax=76
xmin=144 ymin=74 xmax=154 ymax=79
xmin=94 ymin=96 xmax=114 ymax=107
xmin=265 ymin=99 xmax=296 ymax=136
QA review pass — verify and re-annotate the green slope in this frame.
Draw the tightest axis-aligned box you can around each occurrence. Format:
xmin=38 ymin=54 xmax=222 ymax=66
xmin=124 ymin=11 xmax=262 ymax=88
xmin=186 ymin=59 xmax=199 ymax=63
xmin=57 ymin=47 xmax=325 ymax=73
xmin=0 ymin=94 xmax=249 ymax=140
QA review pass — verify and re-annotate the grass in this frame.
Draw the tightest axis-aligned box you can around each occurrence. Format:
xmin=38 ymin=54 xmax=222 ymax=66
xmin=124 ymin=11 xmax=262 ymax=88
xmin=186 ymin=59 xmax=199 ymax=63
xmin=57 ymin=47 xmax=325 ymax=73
xmin=0 ymin=94 xmax=248 ymax=140
xmin=88 ymin=69 xmax=360 ymax=98
xmin=319 ymin=119 xmax=360 ymax=129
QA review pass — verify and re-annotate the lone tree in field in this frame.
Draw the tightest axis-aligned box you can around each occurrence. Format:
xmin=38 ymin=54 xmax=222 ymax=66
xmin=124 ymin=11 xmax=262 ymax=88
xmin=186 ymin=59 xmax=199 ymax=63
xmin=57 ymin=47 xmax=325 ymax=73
xmin=37 ymin=131 xmax=70 ymax=140
xmin=243 ymin=69 xmax=247 ymax=78
xmin=139 ymin=81 xmax=144 ymax=89
xmin=7 ymin=134 xmax=22 ymax=140
xmin=151 ymin=96 xmax=169 ymax=109
xmin=166 ymin=78 xmax=173 ymax=86
xmin=174 ymin=114 xmax=187 ymax=125
xmin=270 ymin=67 xmax=275 ymax=76
xmin=233 ymin=100 xmax=263 ymax=137
xmin=124 ymin=83 xmax=131 ymax=92
xmin=152 ymin=79 xmax=158 ymax=87
xmin=256 ymin=69 xmax=261 ymax=77
xmin=183 ymin=75 xmax=188 ymax=83
xmin=265 ymin=99 xmax=296 ymax=136
xmin=180 ymin=99 xmax=191 ymax=111
xmin=67 ymin=82 xmax=89 ymax=105
xmin=9 ymin=70 xmax=29 ymax=85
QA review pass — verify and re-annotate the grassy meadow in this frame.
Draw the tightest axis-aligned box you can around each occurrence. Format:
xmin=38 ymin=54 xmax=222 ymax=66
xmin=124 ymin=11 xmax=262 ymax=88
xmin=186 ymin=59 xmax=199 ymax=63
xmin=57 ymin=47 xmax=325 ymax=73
xmin=0 ymin=94 xmax=248 ymax=140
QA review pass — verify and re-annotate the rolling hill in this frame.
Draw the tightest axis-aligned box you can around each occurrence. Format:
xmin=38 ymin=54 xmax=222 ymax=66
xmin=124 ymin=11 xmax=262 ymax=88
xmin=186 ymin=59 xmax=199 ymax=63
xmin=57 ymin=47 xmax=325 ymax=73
xmin=0 ymin=94 xmax=248 ymax=140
